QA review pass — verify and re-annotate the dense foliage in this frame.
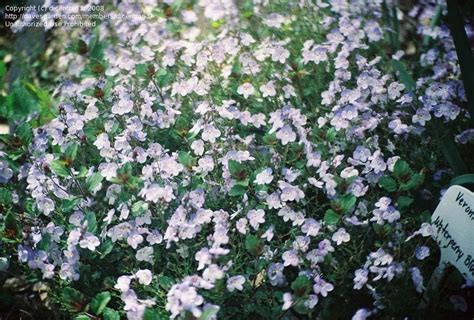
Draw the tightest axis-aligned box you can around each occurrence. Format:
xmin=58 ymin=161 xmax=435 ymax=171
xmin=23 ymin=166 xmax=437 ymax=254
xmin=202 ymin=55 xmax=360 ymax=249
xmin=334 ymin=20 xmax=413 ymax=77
xmin=1 ymin=0 xmax=473 ymax=319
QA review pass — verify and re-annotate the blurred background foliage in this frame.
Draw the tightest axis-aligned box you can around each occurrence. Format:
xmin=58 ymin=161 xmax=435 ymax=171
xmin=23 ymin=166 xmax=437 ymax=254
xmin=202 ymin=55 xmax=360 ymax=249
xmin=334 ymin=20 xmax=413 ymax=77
xmin=1 ymin=2 xmax=61 ymax=318
xmin=0 ymin=0 xmax=60 ymax=131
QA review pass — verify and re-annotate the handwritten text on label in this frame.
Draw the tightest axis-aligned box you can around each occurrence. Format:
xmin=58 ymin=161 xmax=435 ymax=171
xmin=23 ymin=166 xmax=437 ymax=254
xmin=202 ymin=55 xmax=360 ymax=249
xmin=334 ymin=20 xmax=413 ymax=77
xmin=431 ymin=185 xmax=474 ymax=280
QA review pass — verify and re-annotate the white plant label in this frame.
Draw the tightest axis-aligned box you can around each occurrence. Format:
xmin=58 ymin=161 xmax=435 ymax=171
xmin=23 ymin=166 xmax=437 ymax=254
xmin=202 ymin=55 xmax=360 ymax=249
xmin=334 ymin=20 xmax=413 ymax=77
xmin=432 ymin=185 xmax=474 ymax=280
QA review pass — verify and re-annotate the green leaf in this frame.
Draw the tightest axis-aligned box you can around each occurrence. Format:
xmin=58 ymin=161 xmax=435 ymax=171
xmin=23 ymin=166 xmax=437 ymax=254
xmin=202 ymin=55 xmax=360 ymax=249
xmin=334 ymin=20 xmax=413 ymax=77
xmin=89 ymin=39 xmax=104 ymax=61
xmin=229 ymin=184 xmax=247 ymax=197
xmin=86 ymin=173 xmax=103 ymax=192
xmin=392 ymin=60 xmax=415 ymax=92
xmin=235 ymin=178 xmax=249 ymax=187
xmin=397 ymin=196 xmax=414 ymax=211
xmin=339 ymin=193 xmax=357 ymax=213
xmin=400 ymin=173 xmax=423 ymax=191
xmin=293 ymin=299 xmax=311 ymax=315
xmin=50 ymin=160 xmax=69 ymax=177
xmin=103 ymin=308 xmax=120 ymax=320
xmin=7 ymin=149 xmax=24 ymax=161
xmin=0 ymin=188 xmax=12 ymax=204
xmin=178 ymin=151 xmax=195 ymax=168
xmin=245 ymin=234 xmax=262 ymax=255
xmin=135 ymin=64 xmax=148 ymax=78
xmin=326 ymin=128 xmax=337 ymax=141
xmin=393 ymin=160 xmax=412 ymax=180
xmin=262 ymin=133 xmax=277 ymax=146
xmin=291 ymin=276 xmax=312 ymax=297
xmin=0 ymin=61 xmax=6 ymax=79
xmin=131 ymin=201 xmax=149 ymax=216
xmin=65 ymin=143 xmax=79 ymax=161
xmin=118 ymin=163 xmax=133 ymax=177
xmin=8 ymin=82 xmax=38 ymax=120
xmin=90 ymin=291 xmax=111 ymax=315
xmin=61 ymin=287 xmax=86 ymax=313
xmin=61 ymin=198 xmax=81 ymax=213
xmin=199 ymin=305 xmax=219 ymax=320
xmin=228 ymin=159 xmax=243 ymax=176
xmin=5 ymin=212 xmax=18 ymax=233
xmin=143 ymin=308 xmax=166 ymax=320
xmin=74 ymin=315 xmax=91 ymax=320
xmin=378 ymin=176 xmax=397 ymax=192
xmin=156 ymin=70 xmax=173 ymax=87
xmin=85 ymin=211 xmax=97 ymax=233
xmin=450 ymin=174 xmax=474 ymax=187
xmin=324 ymin=209 xmax=339 ymax=225
xmin=15 ymin=122 xmax=32 ymax=145
xmin=439 ymin=131 xmax=468 ymax=175
xmin=23 ymin=82 xmax=55 ymax=126
xmin=37 ymin=233 xmax=51 ymax=251
xmin=77 ymin=166 xmax=88 ymax=178
xmin=99 ymin=240 xmax=114 ymax=258
xmin=158 ymin=276 xmax=174 ymax=290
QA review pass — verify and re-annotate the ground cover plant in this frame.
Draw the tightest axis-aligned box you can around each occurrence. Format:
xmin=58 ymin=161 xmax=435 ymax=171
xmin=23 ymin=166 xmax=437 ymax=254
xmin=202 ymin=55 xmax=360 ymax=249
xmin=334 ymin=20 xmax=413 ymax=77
xmin=1 ymin=0 xmax=474 ymax=319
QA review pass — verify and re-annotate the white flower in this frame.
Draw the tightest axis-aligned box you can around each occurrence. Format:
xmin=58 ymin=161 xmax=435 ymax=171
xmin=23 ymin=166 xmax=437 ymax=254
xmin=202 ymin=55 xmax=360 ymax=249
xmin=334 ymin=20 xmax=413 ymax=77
xmin=140 ymin=184 xmax=175 ymax=203
xmin=308 ymin=177 xmax=324 ymax=188
xmin=146 ymin=230 xmax=163 ymax=245
xmin=313 ymin=276 xmax=334 ymax=297
xmin=247 ymin=209 xmax=265 ymax=230
xmin=352 ymin=308 xmax=372 ymax=320
xmin=112 ymin=97 xmax=133 ymax=115
xmin=305 ymin=294 xmax=319 ymax=309
xmin=264 ymin=13 xmax=287 ymax=28
xmin=196 ymin=156 xmax=214 ymax=173
xmin=331 ymin=228 xmax=350 ymax=245
xmin=191 ymin=139 xmax=205 ymax=156
xmin=283 ymin=84 xmax=297 ymax=98
xmin=237 ymin=83 xmax=255 ymax=98
xmin=236 ymin=218 xmax=248 ymax=234
xmin=94 ymin=133 xmax=110 ymax=150
xmin=282 ymin=292 xmax=293 ymax=310
xmin=99 ymin=162 xmax=118 ymax=180
xmin=166 ymin=282 xmax=204 ymax=319
xmin=301 ymin=218 xmax=321 ymax=237
xmin=282 ymin=250 xmax=299 ymax=267
xmin=136 ymin=246 xmax=153 ymax=262
xmin=226 ymin=275 xmax=245 ymax=292
xmin=195 ymin=248 xmax=212 ymax=270
xmin=37 ymin=197 xmax=55 ymax=216
xmin=115 ymin=275 xmax=132 ymax=292
xmin=127 ymin=233 xmax=144 ymax=249
xmin=255 ymin=168 xmax=273 ymax=185
xmin=136 ymin=269 xmax=153 ymax=285
xmin=340 ymin=167 xmax=359 ymax=179
xmin=251 ymin=113 xmax=266 ymax=128
xmin=276 ymin=125 xmax=296 ymax=145
xmin=181 ymin=10 xmax=198 ymax=24
xmin=266 ymin=192 xmax=282 ymax=209
xmin=79 ymin=232 xmax=100 ymax=251
xmin=261 ymin=225 xmax=274 ymax=241
xmin=279 ymin=181 xmax=305 ymax=202
xmin=201 ymin=125 xmax=221 ymax=143
xmin=271 ymin=46 xmax=290 ymax=63
xmin=353 ymin=269 xmax=369 ymax=290
xmin=159 ymin=156 xmax=184 ymax=178
xmin=67 ymin=229 xmax=82 ymax=245
xmin=41 ymin=264 xmax=55 ymax=279
xmin=260 ymin=81 xmax=276 ymax=97
xmin=203 ymin=264 xmax=224 ymax=283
